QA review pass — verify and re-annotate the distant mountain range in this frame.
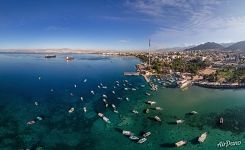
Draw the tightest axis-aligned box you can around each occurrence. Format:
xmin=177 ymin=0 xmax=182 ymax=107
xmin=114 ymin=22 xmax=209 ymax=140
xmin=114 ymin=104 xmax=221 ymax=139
xmin=184 ymin=41 xmax=245 ymax=51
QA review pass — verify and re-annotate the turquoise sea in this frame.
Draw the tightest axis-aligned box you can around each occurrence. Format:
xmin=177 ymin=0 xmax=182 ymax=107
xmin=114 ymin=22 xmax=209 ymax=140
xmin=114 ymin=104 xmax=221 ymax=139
xmin=0 ymin=53 xmax=244 ymax=150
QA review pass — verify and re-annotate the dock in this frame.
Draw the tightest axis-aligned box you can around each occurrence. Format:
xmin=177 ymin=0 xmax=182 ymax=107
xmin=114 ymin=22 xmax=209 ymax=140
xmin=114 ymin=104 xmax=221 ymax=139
xmin=124 ymin=72 xmax=140 ymax=76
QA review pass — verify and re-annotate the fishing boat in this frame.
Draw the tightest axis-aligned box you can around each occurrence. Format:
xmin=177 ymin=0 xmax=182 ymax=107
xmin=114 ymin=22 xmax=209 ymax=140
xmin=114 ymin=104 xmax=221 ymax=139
xmin=175 ymin=140 xmax=187 ymax=147
xmin=154 ymin=116 xmax=161 ymax=122
xmin=91 ymin=90 xmax=95 ymax=95
xmin=129 ymin=135 xmax=139 ymax=140
xmin=176 ymin=120 xmax=184 ymax=124
xmin=65 ymin=56 xmax=74 ymax=61
xmin=137 ymin=138 xmax=147 ymax=144
xmin=198 ymin=132 xmax=207 ymax=143
xmin=122 ymin=130 xmax=132 ymax=136
xmin=155 ymin=107 xmax=162 ymax=110
xmin=219 ymin=117 xmax=224 ymax=124
xmin=132 ymin=110 xmax=139 ymax=114
xmin=83 ymin=107 xmax=87 ymax=113
xmin=146 ymin=101 xmax=156 ymax=105
xmin=68 ymin=107 xmax=74 ymax=113
xmin=143 ymin=132 xmax=151 ymax=137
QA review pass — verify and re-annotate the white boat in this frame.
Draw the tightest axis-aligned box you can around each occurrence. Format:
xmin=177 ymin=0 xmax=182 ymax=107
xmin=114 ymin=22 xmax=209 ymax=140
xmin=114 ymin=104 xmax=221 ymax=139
xmin=102 ymin=116 xmax=111 ymax=123
xmin=176 ymin=120 xmax=184 ymax=124
xmin=112 ymin=104 xmax=116 ymax=109
xmin=38 ymin=76 xmax=41 ymax=80
xmin=34 ymin=101 xmax=38 ymax=106
xmin=122 ymin=130 xmax=132 ymax=136
xmin=91 ymin=90 xmax=95 ymax=95
xmin=175 ymin=140 xmax=187 ymax=147
xmin=116 ymin=81 xmax=119 ymax=83
xmin=102 ymin=94 xmax=107 ymax=98
xmin=68 ymin=107 xmax=74 ymax=113
xmin=98 ymin=113 xmax=104 ymax=117
xmin=124 ymin=88 xmax=128 ymax=91
xmin=141 ymin=85 xmax=145 ymax=87
xmin=154 ymin=116 xmax=161 ymax=122
xmin=143 ymin=132 xmax=151 ymax=137
xmin=132 ymin=110 xmax=139 ymax=114
xmin=144 ymin=109 xmax=150 ymax=114
xmin=132 ymin=88 xmax=136 ymax=91
xmin=125 ymin=97 xmax=129 ymax=101
xmin=125 ymin=80 xmax=128 ymax=83
xmin=145 ymin=92 xmax=151 ymax=96
xmin=80 ymin=97 xmax=83 ymax=101
xmin=74 ymin=84 xmax=77 ymax=88
xmin=112 ymin=91 xmax=115 ymax=94
xmin=155 ymin=107 xmax=162 ymax=110
xmin=146 ymin=101 xmax=156 ymax=105
xmin=117 ymin=97 xmax=122 ymax=100
xmin=65 ymin=56 xmax=74 ymax=61
xmin=137 ymin=138 xmax=147 ymax=144
xmin=98 ymin=85 xmax=101 ymax=88
xmin=102 ymin=86 xmax=107 ymax=89
xmin=123 ymin=84 xmax=126 ymax=86
xmin=129 ymin=135 xmax=139 ymax=140
xmin=83 ymin=107 xmax=87 ymax=113
xmin=198 ymin=132 xmax=207 ymax=143
xmin=219 ymin=117 xmax=224 ymax=124
xmin=83 ymin=79 xmax=87 ymax=83
xmin=190 ymin=111 xmax=198 ymax=115
xmin=116 ymin=84 xmax=120 ymax=86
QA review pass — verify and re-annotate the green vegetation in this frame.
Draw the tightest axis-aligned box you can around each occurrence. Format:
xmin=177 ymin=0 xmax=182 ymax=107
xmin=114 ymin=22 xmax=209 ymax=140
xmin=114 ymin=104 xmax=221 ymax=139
xmin=204 ymin=68 xmax=245 ymax=83
xmin=170 ymin=58 xmax=208 ymax=74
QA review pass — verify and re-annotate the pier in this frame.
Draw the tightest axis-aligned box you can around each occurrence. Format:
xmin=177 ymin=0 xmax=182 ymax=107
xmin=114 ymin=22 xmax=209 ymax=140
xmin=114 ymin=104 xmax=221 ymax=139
xmin=194 ymin=81 xmax=245 ymax=89
xmin=124 ymin=72 xmax=140 ymax=76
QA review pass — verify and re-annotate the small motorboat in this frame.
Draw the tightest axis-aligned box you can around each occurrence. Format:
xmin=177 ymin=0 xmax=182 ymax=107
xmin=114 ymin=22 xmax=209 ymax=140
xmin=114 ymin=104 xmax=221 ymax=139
xmin=176 ymin=120 xmax=184 ymax=124
xmin=112 ymin=91 xmax=115 ymax=94
xmin=83 ymin=107 xmax=87 ymax=113
xmin=65 ymin=56 xmax=74 ymax=61
xmin=98 ymin=113 xmax=104 ymax=118
xmin=125 ymin=97 xmax=129 ymax=101
xmin=154 ymin=116 xmax=161 ymax=122
xmin=80 ymin=97 xmax=83 ymax=101
xmin=124 ymin=88 xmax=128 ymax=91
xmin=129 ymin=135 xmax=139 ymax=140
xmin=68 ymin=107 xmax=74 ymax=113
xmin=198 ymin=132 xmax=207 ymax=143
xmin=102 ymin=116 xmax=111 ymax=123
xmin=102 ymin=86 xmax=107 ymax=89
xmin=74 ymin=84 xmax=77 ymax=88
xmin=175 ymin=140 xmax=187 ymax=147
xmin=83 ymin=79 xmax=87 ymax=83
xmin=143 ymin=132 xmax=151 ymax=138
xmin=132 ymin=110 xmax=139 ymax=114
xmin=144 ymin=109 xmax=150 ymax=114
xmin=122 ymin=130 xmax=132 ymax=136
xmin=145 ymin=92 xmax=151 ymax=96
xmin=219 ymin=117 xmax=224 ymax=124
xmin=36 ymin=116 xmax=43 ymax=121
xmin=155 ymin=107 xmax=162 ymax=110
xmin=91 ymin=90 xmax=95 ymax=95
xmin=34 ymin=101 xmax=38 ymax=106
xmin=45 ymin=55 xmax=56 ymax=58
xmin=132 ymin=88 xmax=136 ymax=91
xmin=98 ymin=85 xmax=101 ymax=88
xmin=27 ymin=120 xmax=36 ymax=125
xmin=190 ymin=111 xmax=198 ymax=115
xmin=137 ymin=138 xmax=147 ymax=144
xmin=102 ymin=94 xmax=107 ymax=98
xmin=146 ymin=101 xmax=156 ymax=105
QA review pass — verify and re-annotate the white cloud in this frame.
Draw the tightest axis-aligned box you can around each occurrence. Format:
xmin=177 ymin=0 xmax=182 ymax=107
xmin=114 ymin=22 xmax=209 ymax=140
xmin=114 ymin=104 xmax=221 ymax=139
xmin=126 ymin=0 xmax=245 ymax=47
xmin=119 ymin=39 xmax=130 ymax=43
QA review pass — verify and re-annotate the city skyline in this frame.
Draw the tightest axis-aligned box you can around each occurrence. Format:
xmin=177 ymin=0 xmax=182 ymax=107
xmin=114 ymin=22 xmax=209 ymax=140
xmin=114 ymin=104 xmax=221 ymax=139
xmin=0 ymin=0 xmax=245 ymax=50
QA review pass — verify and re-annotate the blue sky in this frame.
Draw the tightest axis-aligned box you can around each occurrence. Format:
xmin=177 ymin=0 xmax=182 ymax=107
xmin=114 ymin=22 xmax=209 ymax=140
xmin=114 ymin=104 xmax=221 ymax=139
xmin=0 ymin=0 xmax=245 ymax=50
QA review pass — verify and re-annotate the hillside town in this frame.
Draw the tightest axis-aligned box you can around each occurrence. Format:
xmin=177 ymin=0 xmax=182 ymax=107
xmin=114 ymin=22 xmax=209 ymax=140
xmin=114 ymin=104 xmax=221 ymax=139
xmin=132 ymin=49 xmax=245 ymax=89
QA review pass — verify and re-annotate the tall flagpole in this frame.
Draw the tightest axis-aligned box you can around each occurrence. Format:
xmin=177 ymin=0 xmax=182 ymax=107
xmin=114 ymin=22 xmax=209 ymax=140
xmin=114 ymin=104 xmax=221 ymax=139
xmin=148 ymin=39 xmax=151 ymax=67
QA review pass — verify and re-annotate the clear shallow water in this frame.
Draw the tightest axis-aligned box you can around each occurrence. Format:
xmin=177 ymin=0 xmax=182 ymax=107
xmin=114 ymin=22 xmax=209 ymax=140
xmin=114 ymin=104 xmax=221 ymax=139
xmin=0 ymin=53 xmax=244 ymax=150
